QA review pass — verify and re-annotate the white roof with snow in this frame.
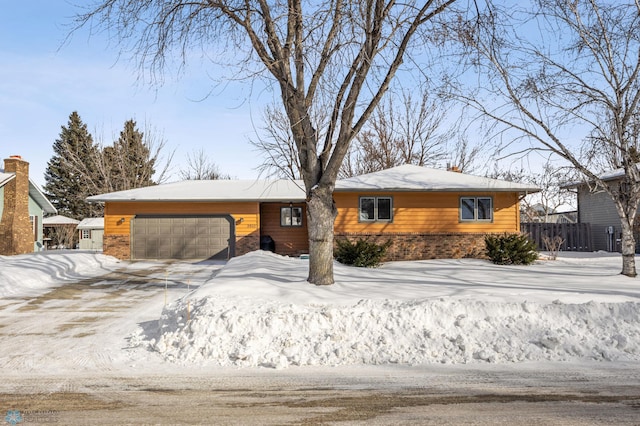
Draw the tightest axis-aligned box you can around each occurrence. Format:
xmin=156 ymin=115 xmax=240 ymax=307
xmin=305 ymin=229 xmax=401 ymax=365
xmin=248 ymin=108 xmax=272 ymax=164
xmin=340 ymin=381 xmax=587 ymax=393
xmin=87 ymin=165 xmax=539 ymax=202
xmin=562 ymin=167 xmax=636 ymax=189
xmin=87 ymin=180 xmax=307 ymax=202
xmin=77 ymin=217 xmax=104 ymax=229
xmin=335 ymin=165 xmax=540 ymax=193
xmin=42 ymin=215 xmax=80 ymax=225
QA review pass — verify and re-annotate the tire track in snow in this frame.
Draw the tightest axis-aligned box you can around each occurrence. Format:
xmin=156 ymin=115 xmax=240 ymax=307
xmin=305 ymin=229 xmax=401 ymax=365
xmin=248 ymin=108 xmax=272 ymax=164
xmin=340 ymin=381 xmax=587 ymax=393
xmin=0 ymin=261 xmax=211 ymax=374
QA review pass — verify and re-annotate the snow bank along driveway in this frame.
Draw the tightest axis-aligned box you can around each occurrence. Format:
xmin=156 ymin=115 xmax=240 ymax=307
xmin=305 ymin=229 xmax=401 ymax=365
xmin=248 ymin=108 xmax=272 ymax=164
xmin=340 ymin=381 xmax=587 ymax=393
xmin=139 ymin=251 xmax=640 ymax=369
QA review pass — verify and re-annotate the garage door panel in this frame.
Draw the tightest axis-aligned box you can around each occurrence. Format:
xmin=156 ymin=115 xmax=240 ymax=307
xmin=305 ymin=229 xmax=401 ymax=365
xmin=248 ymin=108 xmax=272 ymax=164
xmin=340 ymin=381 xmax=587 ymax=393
xmin=132 ymin=216 xmax=233 ymax=260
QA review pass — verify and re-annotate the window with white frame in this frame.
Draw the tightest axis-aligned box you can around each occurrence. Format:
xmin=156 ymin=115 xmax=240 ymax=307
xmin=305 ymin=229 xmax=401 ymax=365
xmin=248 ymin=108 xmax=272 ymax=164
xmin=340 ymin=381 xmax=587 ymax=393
xmin=81 ymin=229 xmax=91 ymax=239
xmin=359 ymin=196 xmax=393 ymax=222
xmin=281 ymin=206 xmax=303 ymax=227
xmin=460 ymin=196 xmax=493 ymax=221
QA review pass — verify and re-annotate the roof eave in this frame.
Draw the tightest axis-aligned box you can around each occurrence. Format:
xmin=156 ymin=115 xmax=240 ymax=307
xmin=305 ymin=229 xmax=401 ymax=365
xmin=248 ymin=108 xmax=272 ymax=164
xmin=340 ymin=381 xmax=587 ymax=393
xmin=335 ymin=187 xmax=541 ymax=193
xmin=88 ymin=197 xmax=308 ymax=203
xmin=29 ymin=181 xmax=57 ymax=214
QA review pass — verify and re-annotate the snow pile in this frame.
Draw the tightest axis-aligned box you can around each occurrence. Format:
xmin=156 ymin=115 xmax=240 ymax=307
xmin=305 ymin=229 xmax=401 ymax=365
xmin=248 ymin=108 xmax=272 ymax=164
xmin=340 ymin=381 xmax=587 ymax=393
xmin=150 ymin=297 xmax=639 ymax=369
xmin=0 ymin=251 xmax=121 ymax=296
xmin=142 ymin=252 xmax=640 ymax=369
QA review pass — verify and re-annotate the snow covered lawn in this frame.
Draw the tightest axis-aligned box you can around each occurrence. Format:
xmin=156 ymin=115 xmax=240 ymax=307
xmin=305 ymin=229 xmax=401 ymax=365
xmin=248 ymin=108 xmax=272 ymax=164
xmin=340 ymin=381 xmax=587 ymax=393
xmin=1 ymin=250 xmax=639 ymax=372
xmin=144 ymin=251 xmax=640 ymax=369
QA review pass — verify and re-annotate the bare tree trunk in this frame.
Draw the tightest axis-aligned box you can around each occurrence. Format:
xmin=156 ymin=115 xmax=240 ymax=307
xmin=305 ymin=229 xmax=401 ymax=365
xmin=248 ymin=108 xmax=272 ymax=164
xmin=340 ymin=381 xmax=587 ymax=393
xmin=306 ymin=184 xmax=337 ymax=286
xmin=619 ymin=218 xmax=637 ymax=277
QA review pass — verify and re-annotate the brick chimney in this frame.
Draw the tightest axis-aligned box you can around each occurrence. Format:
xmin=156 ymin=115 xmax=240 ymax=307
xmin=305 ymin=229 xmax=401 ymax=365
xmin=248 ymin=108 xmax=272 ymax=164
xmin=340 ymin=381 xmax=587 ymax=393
xmin=0 ymin=156 xmax=33 ymax=255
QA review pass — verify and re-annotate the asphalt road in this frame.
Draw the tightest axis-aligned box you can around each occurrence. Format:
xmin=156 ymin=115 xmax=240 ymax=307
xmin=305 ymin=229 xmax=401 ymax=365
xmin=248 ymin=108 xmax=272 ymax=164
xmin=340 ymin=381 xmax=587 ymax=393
xmin=2 ymin=365 xmax=640 ymax=425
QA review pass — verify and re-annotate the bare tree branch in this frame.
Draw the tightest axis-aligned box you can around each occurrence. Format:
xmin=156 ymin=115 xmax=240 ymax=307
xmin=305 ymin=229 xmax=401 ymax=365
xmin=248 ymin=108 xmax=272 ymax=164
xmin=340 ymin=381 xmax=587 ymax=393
xmin=449 ymin=0 xmax=640 ymax=276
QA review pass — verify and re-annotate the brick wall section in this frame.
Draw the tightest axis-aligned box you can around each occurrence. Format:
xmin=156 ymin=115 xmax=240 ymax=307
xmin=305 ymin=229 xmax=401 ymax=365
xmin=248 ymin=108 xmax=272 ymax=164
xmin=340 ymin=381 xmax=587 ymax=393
xmin=103 ymin=234 xmax=130 ymax=260
xmin=0 ymin=157 xmax=33 ymax=255
xmin=103 ymin=232 xmax=260 ymax=260
xmin=334 ymin=232 xmax=514 ymax=261
xmin=236 ymin=234 xmax=260 ymax=256
xmin=103 ymin=229 xmax=513 ymax=261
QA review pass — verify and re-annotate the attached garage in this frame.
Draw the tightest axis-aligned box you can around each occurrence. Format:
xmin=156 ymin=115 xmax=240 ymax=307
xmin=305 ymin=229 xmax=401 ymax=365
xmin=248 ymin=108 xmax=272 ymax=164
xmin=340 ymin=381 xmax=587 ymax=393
xmin=131 ymin=215 xmax=234 ymax=260
xmin=87 ymin=179 xmax=309 ymax=260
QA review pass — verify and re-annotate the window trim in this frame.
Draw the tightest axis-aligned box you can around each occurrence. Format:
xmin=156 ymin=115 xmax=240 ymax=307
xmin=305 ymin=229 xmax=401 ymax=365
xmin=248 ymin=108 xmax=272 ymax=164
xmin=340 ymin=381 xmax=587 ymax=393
xmin=30 ymin=215 xmax=38 ymax=241
xmin=460 ymin=196 xmax=493 ymax=222
xmin=359 ymin=196 xmax=393 ymax=222
xmin=81 ymin=229 xmax=91 ymax=239
xmin=280 ymin=205 xmax=303 ymax=227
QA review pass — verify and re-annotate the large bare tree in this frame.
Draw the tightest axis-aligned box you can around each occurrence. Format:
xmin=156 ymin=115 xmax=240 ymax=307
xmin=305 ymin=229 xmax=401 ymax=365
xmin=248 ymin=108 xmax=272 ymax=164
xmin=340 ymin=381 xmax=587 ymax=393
xmin=451 ymin=0 xmax=640 ymax=276
xmin=75 ymin=0 xmax=460 ymax=285
xmin=252 ymin=85 xmax=461 ymax=180
xmin=490 ymin=160 xmax=577 ymax=223
xmin=179 ymin=148 xmax=231 ymax=180
xmin=340 ymin=86 xmax=452 ymax=177
xmin=249 ymin=103 xmax=306 ymax=181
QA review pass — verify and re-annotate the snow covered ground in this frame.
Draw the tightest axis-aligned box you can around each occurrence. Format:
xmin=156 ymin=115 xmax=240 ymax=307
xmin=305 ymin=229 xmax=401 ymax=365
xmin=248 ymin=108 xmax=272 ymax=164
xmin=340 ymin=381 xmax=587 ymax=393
xmin=2 ymin=249 xmax=638 ymax=372
xmin=146 ymin=251 xmax=640 ymax=369
xmin=0 ymin=251 xmax=121 ymax=297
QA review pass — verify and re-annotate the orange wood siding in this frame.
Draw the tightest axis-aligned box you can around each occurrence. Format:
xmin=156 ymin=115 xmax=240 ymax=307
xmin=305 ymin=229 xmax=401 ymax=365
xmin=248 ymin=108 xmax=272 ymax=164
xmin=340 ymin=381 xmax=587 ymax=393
xmin=333 ymin=192 xmax=520 ymax=234
xmin=104 ymin=201 xmax=260 ymax=237
xmin=259 ymin=203 xmax=309 ymax=255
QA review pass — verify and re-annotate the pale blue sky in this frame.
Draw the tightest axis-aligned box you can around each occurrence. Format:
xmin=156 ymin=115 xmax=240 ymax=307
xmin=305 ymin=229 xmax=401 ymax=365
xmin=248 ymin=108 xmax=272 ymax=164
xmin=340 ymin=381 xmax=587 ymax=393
xmin=0 ymin=1 xmax=578 ymax=193
xmin=0 ymin=1 xmax=270 ymax=187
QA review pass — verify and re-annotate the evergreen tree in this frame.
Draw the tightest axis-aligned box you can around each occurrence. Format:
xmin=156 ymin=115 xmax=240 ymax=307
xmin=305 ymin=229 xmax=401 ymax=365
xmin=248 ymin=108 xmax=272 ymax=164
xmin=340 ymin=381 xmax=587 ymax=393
xmin=108 ymin=119 xmax=156 ymax=191
xmin=44 ymin=112 xmax=102 ymax=219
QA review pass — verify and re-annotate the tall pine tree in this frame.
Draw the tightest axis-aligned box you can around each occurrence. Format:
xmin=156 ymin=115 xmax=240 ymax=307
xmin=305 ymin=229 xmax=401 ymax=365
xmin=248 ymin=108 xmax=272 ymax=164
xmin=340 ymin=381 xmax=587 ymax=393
xmin=108 ymin=119 xmax=156 ymax=191
xmin=44 ymin=112 xmax=102 ymax=219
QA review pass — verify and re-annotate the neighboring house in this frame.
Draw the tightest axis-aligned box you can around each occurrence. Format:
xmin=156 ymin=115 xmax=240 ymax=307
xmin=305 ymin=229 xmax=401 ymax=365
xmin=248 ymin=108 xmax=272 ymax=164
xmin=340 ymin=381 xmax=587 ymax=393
xmin=87 ymin=164 xmax=539 ymax=261
xmin=563 ymin=169 xmax=636 ymax=252
xmin=545 ymin=210 xmax=578 ymax=224
xmin=522 ymin=203 xmax=578 ymax=224
xmin=42 ymin=215 xmax=80 ymax=249
xmin=0 ymin=156 xmax=57 ymax=255
xmin=77 ymin=218 xmax=104 ymax=251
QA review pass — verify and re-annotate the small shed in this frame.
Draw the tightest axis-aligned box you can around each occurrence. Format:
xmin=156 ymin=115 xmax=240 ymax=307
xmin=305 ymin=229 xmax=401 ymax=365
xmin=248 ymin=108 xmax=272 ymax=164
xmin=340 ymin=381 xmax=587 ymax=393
xmin=77 ymin=217 xmax=104 ymax=251
xmin=42 ymin=215 xmax=80 ymax=249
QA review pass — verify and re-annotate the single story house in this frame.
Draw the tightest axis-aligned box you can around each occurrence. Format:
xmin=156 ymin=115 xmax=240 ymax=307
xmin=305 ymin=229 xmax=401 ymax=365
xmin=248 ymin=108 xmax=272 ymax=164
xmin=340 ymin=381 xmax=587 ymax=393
xmin=87 ymin=164 xmax=539 ymax=261
xmin=77 ymin=217 xmax=105 ymax=251
xmin=563 ymin=168 xmax=637 ymax=252
xmin=42 ymin=215 xmax=80 ymax=249
xmin=0 ymin=156 xmax=57 ymax=255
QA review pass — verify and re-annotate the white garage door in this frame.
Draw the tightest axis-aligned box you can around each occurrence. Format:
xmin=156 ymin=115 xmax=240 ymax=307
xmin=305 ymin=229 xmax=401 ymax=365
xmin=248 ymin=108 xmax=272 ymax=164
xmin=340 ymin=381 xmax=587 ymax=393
xmin=131 ymin=215 xmax=233 ymax=260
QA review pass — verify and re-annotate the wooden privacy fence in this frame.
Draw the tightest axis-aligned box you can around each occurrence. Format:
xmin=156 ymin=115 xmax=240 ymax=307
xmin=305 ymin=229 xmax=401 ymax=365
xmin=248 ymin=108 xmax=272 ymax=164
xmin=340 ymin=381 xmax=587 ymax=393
xmin=521 ymin=222 xmax=592 ymax=252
